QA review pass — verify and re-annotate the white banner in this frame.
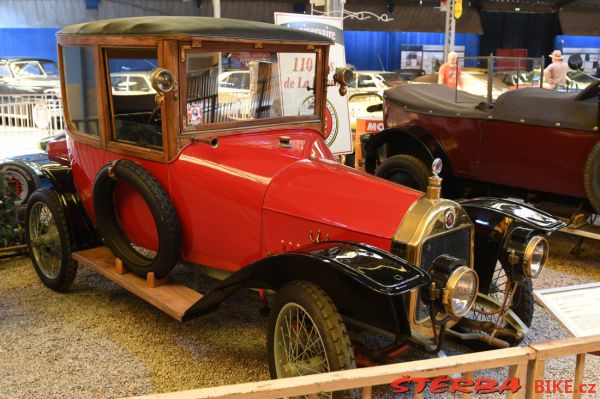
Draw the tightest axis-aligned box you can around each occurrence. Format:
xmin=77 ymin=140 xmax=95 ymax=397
xmin=274 ymin=12 xmax=352 ymax=155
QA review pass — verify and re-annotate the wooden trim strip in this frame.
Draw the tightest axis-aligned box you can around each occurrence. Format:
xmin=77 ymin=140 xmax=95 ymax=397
xmin=122 ymin=347 xmax=533 ymax=399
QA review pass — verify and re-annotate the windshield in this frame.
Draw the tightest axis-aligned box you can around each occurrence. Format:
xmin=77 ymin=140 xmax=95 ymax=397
xmin=10 ymin=61 xmax=45 ymax=77
xmin=185 ymin=50 xmax=318 ymax=128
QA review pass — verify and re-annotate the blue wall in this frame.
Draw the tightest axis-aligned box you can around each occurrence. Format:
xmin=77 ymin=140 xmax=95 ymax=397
xmin=344 ymin=31 xmax=480 ymax=71
xmin=554 ymin=35 xmax=600 ymax=52
xmin=0 ymin=28 xmax=59 ymax=61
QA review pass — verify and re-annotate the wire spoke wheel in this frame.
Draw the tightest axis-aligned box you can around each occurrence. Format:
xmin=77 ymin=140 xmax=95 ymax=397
xmin=26 ymin=189 xmax=77 ymax=291
xmin=461 ymin=261 xmax=534 ymax=348
xmin=268 ymin=281 xmax=357 ymax=399
xmin=274 ymin=303 xmax=331 ymax=382
xmin=469 ymin=261 xmax=509 ymax=324
xmin=28 ymin=202 xmax=62 ymax=279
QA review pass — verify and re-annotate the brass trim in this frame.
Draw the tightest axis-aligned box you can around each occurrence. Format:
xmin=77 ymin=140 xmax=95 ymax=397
xmin=393 ymin=195 xmax=475 ymax=338
xmin=523 ymin=236 xmax=548 ymax=278
xmin=443 ymin=266 xmax=479 ymax=317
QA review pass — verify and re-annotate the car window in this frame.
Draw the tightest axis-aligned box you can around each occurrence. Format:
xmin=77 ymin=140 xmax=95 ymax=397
xmin=62 ymin=46 xmax=99 ymax=136
xmin=0 ymin=65 xmax=10 ymax=78
xmin=11 ymin=61 xmax=45 ymax=77
xmin=106 ymin=48 xmax=162 ymax=149
xmin=41 ymin=61 xmax=59 ymax=76
xmin=185 ymin=49 xmax=317 ymax=128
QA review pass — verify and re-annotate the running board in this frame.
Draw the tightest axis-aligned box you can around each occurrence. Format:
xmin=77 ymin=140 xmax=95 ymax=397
xmin=72 ymin=246 xmax=203 ymax=321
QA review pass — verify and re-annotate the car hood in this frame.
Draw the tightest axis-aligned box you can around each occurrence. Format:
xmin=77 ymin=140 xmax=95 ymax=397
xmin=264 ymin=158 xmax=423 ymax=240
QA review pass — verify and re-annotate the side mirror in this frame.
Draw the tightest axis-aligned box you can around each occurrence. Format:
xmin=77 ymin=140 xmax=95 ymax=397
xmin=568 ymin=54 xmax=583 ymax=71
xmin=150 ymin=68 xmax=175 ymax=93
xmin=333 ymin=67 xmax=355 ymax=96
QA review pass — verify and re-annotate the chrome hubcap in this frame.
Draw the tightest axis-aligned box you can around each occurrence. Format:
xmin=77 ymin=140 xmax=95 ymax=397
xmin=28 ymin=202 xmax=62 ymax=279
xmin=274 ymin=302 xmax=331 ymax=396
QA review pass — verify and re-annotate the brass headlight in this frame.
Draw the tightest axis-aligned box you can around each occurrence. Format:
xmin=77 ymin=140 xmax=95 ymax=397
xmin=428 ymin=256 xmax=479 ymax=318
xmin=523 ymin=236 xmax=548 ymax=278
xmin=443 ymin=266 xmax=479 ymax=317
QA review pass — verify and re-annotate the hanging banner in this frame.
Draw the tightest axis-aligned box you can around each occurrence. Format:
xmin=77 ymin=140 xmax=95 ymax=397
xmin=440 ymin=0 xmax=448 ymax=12
xmin=274 ymin=12 xmax=352 ymax=155
xmin=455 ymin=0 xmax=463 ymax=19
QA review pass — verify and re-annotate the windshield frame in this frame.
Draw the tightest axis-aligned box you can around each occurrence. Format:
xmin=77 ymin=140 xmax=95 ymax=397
xmin=179 ymin=41 xmax=327 ymax=137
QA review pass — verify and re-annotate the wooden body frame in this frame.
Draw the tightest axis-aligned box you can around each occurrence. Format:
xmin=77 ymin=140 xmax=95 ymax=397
xmin=57 ymin=34 xmax=331 ymax=163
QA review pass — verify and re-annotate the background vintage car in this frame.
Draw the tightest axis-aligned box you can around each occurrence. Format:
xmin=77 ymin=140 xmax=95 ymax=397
xmin=0 ymin=58 xmax=60 ymax=95
xmin=361 ymin=59 xmax=600 ymax=220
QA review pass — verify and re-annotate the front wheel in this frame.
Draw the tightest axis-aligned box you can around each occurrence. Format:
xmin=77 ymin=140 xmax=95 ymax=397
xmin=26 ymin=188 xmax=77 ymax=291
xmin=375 ymin=154 xmax=431 ymax=191
xmin=267 ymin=280 xmax=357 ymax=399
xmin=462 ymin=261 xmax=533 ymax=349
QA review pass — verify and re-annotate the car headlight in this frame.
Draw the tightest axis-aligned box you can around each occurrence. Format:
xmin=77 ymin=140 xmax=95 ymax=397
xmin=443 ymin=266 xmax=479 ymax=317
xmin=523 ymin=236 xmax=548 ymax=278
xmin=428 ymin=256 xmax=479 ymax=318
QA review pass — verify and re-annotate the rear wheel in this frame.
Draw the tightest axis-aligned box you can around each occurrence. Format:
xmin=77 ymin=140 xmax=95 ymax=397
xmin=584 ymin=141 xmax=600 ymax=215
xmin=268 ymin=280 xmax=357 ymax=399
xmin=26 ymin=188 xmax=77 ymax=291
xmin=375 ymin=154 xmax=430 ymax=191
xmin=0 ymin=160 xmax=40 ymax=206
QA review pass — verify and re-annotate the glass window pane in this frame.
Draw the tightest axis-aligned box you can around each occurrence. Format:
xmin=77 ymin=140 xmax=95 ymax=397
xmin=106 ymin=48 xmax=162 ymax=149
xmin=41 ymin=62 xmax=59 ymax=76
xmin=62 ymin=46 xmax=99 ymax=136
xmin=185 ymin=50 xmax=317 ymax=127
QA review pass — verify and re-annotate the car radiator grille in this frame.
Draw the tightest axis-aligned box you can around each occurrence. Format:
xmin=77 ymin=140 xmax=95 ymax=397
xmin=415 ymin=227 xmax=472 ymax=323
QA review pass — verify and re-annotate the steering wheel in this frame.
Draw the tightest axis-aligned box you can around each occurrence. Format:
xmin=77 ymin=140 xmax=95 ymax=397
xmin=147 ymin=105 xmax=161 ymax=125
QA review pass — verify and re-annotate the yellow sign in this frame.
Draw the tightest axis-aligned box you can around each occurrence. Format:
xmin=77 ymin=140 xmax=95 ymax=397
xmin=455 ymin=0 xmax=463 ymax=19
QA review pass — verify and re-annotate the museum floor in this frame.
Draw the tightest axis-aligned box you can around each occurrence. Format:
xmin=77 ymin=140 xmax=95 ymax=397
xmin=1 ymin=233 xmax=599 ymax=399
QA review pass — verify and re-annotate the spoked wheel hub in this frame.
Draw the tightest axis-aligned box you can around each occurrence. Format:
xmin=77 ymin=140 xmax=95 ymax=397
xmin=28 ymin=201 xmax=63 ymax=279
xmin=274 ymin=302 xmax=331 ymax=379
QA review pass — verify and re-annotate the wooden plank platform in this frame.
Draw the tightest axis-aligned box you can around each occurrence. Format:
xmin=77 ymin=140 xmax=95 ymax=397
xmin=72 ymin=246 xmax=203 ymax=321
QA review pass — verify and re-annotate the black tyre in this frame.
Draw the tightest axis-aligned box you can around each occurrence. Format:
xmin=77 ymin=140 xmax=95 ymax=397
xmin=26 ymin=188 xmax=77 ymax=291
xmin=268 ymin=280 xmax=357 ymax=399
xmin=584 ymin=140 xmax=600 ymax=215
xmin=375 ymin=154 xmax=431 ymax=191
xmin=93 ymin=159 xmax=180 ymax=279
xmin=462 ymin=261 xmax=533 ymax=349
xmin=0 ymin=160 xmax=41 ymax=205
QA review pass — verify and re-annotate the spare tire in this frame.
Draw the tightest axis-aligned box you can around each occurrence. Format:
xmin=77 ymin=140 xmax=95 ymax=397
xmin=93 ymin=159 xmax=180 ymax=278
xmin=584 ymin=140 xmax=600 ymax=215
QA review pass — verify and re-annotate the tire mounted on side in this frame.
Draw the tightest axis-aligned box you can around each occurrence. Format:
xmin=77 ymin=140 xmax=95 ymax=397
xmin=93 ymin=159 xmax=180 ymax=279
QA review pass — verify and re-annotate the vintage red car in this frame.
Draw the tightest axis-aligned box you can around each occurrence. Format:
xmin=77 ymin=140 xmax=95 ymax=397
xmin=25 ymin=16 xmax=562 ymax=386
xmin=363 ymin=71 xmax=600 ymax=220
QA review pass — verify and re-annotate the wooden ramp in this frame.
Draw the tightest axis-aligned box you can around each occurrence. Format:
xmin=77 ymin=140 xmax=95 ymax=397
xmin=72 ymin=246 xmax=203 ymax=321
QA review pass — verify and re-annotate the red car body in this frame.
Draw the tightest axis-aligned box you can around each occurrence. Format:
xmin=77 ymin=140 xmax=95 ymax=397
xmin=65 ymin=130 xmax=420 ymax=272
xmin=22 ymin=16 xmax=564 ymax=383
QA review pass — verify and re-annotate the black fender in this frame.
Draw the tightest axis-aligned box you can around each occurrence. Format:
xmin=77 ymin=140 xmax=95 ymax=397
xmin=458 ymin=197 xmax=565 ymax=291
xmin=186 ymin=241 xmax=431 ymax=336
xmin=37 ymin=164 xmax=98 ymax=251
xmin=363 ymin=125 xmax=451 ymax=177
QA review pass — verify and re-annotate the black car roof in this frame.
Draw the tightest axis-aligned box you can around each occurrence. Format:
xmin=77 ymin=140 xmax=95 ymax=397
xmin=57 ymin=16 xmax=334 ymax=44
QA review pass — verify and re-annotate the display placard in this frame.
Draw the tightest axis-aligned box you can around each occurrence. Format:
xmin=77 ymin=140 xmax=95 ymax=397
xmin=274 ymin=12 xmax=352 ymax=155
xmin=534 ymin=282 xmax=600 ymax=337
